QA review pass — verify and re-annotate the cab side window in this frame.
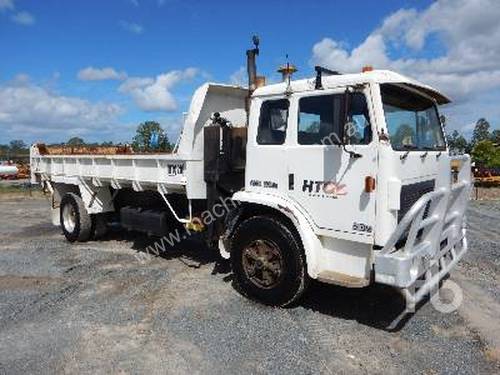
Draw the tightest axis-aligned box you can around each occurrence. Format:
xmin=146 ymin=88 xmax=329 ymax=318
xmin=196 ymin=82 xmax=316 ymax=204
xmin=297 ymin=92 xmax=372 ymax=145
xmin=257 ymin=99 xmax=289 ymax=145
xmin=298 ymin=95 xmax=342 ymax=145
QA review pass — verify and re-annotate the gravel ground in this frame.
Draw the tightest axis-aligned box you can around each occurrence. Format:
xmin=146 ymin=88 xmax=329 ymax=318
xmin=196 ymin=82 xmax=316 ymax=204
xmin=0 ymin=196 xmax=498 ymax=374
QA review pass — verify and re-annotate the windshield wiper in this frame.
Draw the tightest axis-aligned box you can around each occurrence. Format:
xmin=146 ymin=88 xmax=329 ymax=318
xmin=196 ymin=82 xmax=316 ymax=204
xmin=399 ymin=144 xmax=417 ymax=160
xmin=399 ymin=145 xmax=418 ymax=160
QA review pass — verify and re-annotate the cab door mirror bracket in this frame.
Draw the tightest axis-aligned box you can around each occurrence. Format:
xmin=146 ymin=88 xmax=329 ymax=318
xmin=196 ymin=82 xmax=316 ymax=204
xmin=342 ymin=88 xmax=363 ymax=159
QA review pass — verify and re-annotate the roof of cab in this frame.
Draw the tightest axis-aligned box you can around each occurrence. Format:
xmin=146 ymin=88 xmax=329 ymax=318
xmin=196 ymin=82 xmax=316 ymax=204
xmin=252 ymin=69 xmax=451 ymax=104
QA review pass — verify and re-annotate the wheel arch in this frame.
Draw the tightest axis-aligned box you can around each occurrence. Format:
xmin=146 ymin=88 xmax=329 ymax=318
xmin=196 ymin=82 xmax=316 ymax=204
xmin=222 ymin=191 xmax=322 ymax=279
xmin=44 ymin=182 xmax=80 ymax=226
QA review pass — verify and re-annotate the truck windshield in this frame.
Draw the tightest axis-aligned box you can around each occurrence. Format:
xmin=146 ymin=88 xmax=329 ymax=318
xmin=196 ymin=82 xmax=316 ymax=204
xmin=381 ymin=84 xmax=446 ymax=151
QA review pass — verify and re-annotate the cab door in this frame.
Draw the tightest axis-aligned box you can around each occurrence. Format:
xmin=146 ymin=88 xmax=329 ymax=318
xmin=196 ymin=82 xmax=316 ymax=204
xmin=286 ymin=86 xmax=378 ymax=242
xmin=245 ymin=96 xmax=290 ymax=197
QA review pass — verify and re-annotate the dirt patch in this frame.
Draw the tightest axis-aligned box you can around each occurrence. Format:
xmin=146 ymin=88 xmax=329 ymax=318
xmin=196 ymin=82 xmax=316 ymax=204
xmin=0 ymin=275 xmax=63 ymax=290
xmin=471 ymin=186 xmax=500 ymax=200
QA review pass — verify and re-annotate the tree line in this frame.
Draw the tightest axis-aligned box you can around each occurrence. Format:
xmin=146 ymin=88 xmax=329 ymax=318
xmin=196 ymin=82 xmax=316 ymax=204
xmin=448 ymin=118 xmax=500 ymax=168
xmin=0 ymin=140 xmax=30 ymax=159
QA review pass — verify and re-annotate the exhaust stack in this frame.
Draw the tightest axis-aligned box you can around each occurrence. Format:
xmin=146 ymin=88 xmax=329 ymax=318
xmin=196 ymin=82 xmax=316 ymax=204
xmin=246 ymin=35 xmax=263 ymax=92
xmin=245 ymin=35 xmax=265 ymax=121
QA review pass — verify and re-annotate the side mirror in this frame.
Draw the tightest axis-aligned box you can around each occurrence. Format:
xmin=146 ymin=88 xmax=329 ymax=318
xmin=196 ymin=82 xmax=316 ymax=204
xmin=341 ymin=88 xmax=362 ymax=159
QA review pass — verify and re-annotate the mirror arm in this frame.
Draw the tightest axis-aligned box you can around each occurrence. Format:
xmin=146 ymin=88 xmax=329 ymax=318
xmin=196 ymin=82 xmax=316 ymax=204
xmin=342 ymin=144 xmax=362 ymax=159
xmin=342 ymin=88 xmax=362 ymax=159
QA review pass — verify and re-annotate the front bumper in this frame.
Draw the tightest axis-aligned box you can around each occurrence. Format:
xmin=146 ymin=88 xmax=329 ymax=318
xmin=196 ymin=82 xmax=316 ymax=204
xmin=374 ymin=155 xmax=472 ymax=309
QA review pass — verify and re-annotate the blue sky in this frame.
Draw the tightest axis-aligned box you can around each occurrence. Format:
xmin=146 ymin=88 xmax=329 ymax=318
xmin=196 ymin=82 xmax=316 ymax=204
xmin=0 ymin=0 xmax=498 ymax=145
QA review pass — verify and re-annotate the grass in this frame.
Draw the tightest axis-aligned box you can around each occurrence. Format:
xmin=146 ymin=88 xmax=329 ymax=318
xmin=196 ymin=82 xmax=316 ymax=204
xmin=0 ymin=182 xmax=39 ymax=197
xmin=0 ymin=185 xmax=24 ymax=194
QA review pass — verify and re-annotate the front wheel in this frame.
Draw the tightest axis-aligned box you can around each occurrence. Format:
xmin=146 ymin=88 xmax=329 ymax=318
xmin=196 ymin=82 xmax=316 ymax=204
xmin=60 ymin=193 xmax=93 ymax=242
xmin=230 ymin=216 xmax=309 ymax=307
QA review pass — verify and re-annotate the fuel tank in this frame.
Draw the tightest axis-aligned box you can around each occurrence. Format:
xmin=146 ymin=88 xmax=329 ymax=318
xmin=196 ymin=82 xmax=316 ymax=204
xmin=0 ymin=165 xmax=18 ymax=175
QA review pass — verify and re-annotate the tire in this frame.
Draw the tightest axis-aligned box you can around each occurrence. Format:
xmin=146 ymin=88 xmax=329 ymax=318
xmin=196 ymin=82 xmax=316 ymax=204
xmin=230 ymin=215 xmax=309 ymax=307
xmin=60 ymin=193 xmax=93 ymax=242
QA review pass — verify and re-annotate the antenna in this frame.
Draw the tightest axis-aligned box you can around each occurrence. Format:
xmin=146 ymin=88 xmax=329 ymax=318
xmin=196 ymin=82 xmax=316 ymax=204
xmin=277 ymin=53 xmax=297 ymax=95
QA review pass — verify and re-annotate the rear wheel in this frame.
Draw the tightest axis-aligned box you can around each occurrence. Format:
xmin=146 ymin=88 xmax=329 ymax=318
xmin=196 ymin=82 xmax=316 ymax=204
xmin=230 ymin=216 xmax=309 ymax=307
xmin=60 ymin=193 xmax=93 ymax=242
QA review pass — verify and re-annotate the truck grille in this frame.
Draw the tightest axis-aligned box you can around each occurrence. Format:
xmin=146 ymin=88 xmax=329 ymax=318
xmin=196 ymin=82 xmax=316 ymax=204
xmin=398 ymin=180 xmax=435 ymax=223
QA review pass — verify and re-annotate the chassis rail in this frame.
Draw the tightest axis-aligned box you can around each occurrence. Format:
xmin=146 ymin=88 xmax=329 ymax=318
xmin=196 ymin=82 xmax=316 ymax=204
xmin=375 ymin=155 xmax=472 ymax=310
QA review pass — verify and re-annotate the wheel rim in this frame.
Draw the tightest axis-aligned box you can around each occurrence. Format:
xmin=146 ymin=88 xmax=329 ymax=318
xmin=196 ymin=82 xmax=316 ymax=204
xmin=62 ymin=204 xmax=76 ymax=233
xmin=242 ymin=239 xmax=284 ymax=289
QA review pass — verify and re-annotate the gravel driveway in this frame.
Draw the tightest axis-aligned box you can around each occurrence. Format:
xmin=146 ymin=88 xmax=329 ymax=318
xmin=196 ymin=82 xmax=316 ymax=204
xmin=0 ymin=196 xmax=498 ymax=374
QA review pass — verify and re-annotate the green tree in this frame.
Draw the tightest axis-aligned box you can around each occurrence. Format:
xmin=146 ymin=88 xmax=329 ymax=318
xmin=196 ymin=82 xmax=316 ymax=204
xmin=9 ymin=140 xmax=27 ymax=154
xmin=447 ymin=130 xmax=468 ymax=154
xmin=0 ymin=144 xmax=9 ymax=157
xmin=471 ymin=118 xmax=490 ymax=146
xmin=67 ymin=137 xmax=85 ymax=146
xmin=456 ymin=135 xmax=469 ymax=154
xmin=447 ymin=130 xmax=458 ymax=151
xmin=491 ymin=129 xmax=500 ymax=144
xmin=132 ymin=121 xmax=172 ymax=152
xmin=471 ymin=140 xmax=500 ymax=168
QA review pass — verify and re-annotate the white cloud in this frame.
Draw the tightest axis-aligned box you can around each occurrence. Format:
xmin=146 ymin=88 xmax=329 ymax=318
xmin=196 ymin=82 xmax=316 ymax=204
xmin=157 ymin=115 xmax=184 ymax=143
xmin=118 ymin=68 xmax=198 ymax=112
xmin=229 ymin=66 xmax=247 ymax=87
xmin=312 ymin=35 xmax=389 ymax=74
xmin=310 ymin=0 xmax=500 ymax=103
xmin=0 ymin=76 xmax=122 ymax=141
xmin=77 ymin=67 xmax=127 ymax=81
xmin=118 ymin=77 xmax=154 ymax=92
xmin=1 ymin=1 xmax=36 ymax=27
xmin=120 ymin=21 xmax=144 ymax=34
xmin=0 ymin=0 xmax=14 ymax=12
xmin=11 ymin=11 xmax=34 ymax=25
xmin=11 ymin=73 xmax=30 ymax=85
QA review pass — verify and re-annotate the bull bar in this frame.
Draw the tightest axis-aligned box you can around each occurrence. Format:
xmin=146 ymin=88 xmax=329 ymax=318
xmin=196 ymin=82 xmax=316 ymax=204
xmin=375 ymin=155 xmax=472 ymax=310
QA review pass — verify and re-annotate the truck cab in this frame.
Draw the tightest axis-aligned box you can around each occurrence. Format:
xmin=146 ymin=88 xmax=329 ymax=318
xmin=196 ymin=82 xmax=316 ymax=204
xmin=225 ymin=68 xmax=471 ymax=309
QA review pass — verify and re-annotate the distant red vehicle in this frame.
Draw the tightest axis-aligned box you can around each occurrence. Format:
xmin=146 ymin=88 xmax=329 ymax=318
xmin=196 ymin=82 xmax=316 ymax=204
xmin=473 ymin=166 xmax=500 ymax=178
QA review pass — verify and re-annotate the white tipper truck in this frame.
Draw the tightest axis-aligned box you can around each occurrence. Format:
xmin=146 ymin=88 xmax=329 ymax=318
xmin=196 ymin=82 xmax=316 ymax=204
xmin=31 ymin=38 xmax=472 ymax=312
